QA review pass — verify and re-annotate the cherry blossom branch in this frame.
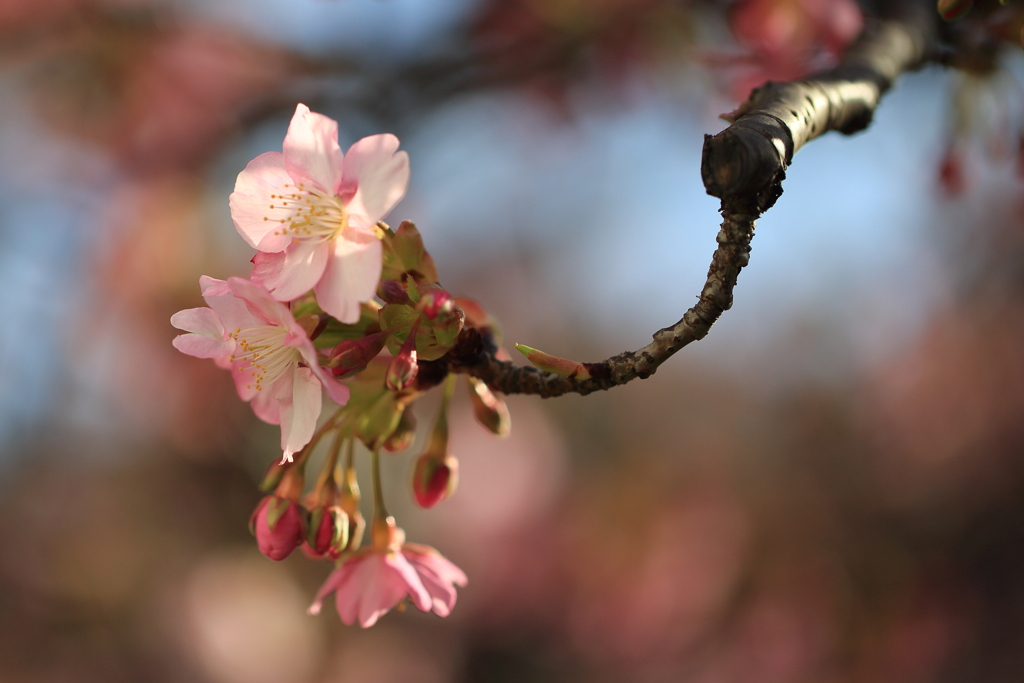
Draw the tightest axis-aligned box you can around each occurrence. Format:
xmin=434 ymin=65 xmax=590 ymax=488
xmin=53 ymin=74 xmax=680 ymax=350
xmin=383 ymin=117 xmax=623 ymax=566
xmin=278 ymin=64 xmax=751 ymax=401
xmin=430 ymin=14 xmax=936 ymax=398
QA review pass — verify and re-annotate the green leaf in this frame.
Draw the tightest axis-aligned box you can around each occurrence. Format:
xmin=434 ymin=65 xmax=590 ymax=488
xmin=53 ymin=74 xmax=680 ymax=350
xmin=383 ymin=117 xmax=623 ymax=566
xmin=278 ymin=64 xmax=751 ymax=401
xmin=380 ymin=221 xmax=439 ymax=283
xmin=356 ymin=393 xmax=405 ymax=450
xmin=379 ymin=303 xmax=464 ymax=361
xmin=313 ymin=303 xmax=381 ymax=350
xmin=379 ymin=302 xmax=419 ymax=335
xmin=342 ymin=357 xmax=390 ymax=411
xmin=432 ymin=308 xmax=465 ymax=348
xmin=290 ymin=293 xmax=323 ymax=319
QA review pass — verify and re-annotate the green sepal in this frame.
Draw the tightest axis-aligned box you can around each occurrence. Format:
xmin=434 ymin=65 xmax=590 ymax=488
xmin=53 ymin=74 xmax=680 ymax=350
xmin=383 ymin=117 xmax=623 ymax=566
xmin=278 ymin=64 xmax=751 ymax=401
xmin=313 ymin=303 xmax=381 ymax=350
xmin=265 ymin=496 xmax=292 ymax=532
xmin=259 ymin=462 xmax=288 ymax=493
xmin=306 ymin=506 xmax=325 ymax=546
xmin=331 ymin=507 xmax=350 ymax=551
xmin=380 ymin=221 xmax=439 ymax=284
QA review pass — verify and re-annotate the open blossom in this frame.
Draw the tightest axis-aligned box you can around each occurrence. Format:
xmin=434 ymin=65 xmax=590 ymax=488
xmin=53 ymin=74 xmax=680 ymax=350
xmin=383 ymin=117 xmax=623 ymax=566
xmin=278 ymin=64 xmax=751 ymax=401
xmin=229 ymin=103 xmax=410 ymax=323
xmin=308 ymin=524 xmax=467 ymax=627
xmin=170 ymin=276 xmax=349 ymax=461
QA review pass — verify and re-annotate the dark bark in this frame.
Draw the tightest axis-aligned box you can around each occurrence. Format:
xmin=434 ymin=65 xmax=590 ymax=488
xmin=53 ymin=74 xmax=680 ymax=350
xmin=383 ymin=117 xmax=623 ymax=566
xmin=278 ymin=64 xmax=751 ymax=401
xmin=432 ymin=13 xmax=936 ymax=398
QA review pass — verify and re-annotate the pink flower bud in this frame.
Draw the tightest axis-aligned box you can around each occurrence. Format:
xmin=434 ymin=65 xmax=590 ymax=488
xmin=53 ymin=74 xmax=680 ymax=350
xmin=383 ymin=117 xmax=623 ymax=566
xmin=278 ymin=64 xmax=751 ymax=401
xmin=514 ymin=343 xmax=592 ymax=379
xmin=383 ymin=407 xmax=417 ymax=453
xmin=412 ymin=453 xmax=458 ymax=509
xmin=250 ymin=495 xmax=307 ymax=561
xmin=329 ymin=332 xmax=387 ymax=377
xmin=378 ymin=279 xmax=411 ymax=305
xmin=305 ymin=505 xmax=350 ymax=559
xmin=386 ymin=348 xmax=418 ymax=391
xmin=467 ymin=377 xmax=511 ymax=437
xmin=417 ymin=288 xmax=455 ymax=321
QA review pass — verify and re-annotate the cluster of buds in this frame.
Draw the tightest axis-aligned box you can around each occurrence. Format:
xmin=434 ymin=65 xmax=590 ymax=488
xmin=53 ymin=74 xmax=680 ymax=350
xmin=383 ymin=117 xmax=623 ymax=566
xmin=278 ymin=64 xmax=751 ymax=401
xmin=172 ymin=103 xmax=516 ymax=628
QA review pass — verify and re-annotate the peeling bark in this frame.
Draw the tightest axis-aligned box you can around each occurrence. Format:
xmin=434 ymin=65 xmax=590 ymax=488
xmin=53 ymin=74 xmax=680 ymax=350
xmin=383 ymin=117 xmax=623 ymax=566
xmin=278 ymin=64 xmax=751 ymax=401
xmin=431 ymin=14 xmax=936 ymax=398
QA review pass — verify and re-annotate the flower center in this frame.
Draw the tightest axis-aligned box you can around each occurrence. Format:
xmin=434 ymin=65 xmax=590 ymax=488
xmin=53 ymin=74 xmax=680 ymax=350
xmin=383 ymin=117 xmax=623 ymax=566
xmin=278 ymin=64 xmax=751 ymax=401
xmin=229 ymin=325 xmax=301 ymax=391
xmin=266 ymin=183 xmax=348 ymax=242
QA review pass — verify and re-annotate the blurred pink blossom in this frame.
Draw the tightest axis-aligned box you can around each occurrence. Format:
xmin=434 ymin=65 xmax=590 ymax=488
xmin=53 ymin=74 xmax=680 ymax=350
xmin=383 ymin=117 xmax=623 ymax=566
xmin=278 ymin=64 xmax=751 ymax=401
xmin=724 ymin=0 xmax=862 ymax=100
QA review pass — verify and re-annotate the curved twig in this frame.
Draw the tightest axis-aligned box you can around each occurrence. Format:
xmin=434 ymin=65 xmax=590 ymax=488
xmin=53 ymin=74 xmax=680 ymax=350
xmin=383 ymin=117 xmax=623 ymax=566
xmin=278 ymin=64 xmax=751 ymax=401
xmin=430 ymin=14 xmax=935 ymax=397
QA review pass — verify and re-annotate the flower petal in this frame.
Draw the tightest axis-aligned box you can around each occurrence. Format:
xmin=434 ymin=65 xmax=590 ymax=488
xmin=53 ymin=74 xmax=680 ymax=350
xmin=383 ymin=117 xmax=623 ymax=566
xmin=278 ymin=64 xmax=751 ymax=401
xmin=225 ymin=277 xmax=293 ymax=328
xmin=170 ymin=307 xmax=223 ymax=337
xmin=301 ymin=345 xmax=350 ymax=406
xmin=249 ymin=240 xmax=329 ymax=304
xmin=279 ymin=366 xmax=321 ymax=462
xmin=229 ymin=151 xmax=295 ymax=253
xmin=170 ymin=308 xmax=233 ymax=365
xmin=341 ymin=134 xmax=409 ymax=228
xmin=308 ymin=557 xmax=360 ymax=616
xmin=314 ymin=230 xmax=382 ymax=323
xmin=334 ymin=565 xmax=366 ymax=626
xmin=283 ymin=103 xmax=344 ymax=193
xmin=411 ymin=560 xmax=457 ymax=617
xmin=201 ymin=277 xmax=261 ymax=333
xmin=356 ymin=555 xmax=417 ymax=627
xmin=387 ymin=552 xmax=432 ymax=613
xmin=404 ymin=544 xmax=468 ymax=586
xmin=247 ymin=373 xmax=282 ymax=424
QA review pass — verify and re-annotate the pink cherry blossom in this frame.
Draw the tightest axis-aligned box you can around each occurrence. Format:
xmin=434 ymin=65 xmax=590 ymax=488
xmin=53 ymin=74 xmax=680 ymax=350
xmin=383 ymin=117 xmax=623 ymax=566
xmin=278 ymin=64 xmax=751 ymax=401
xmin=171 ymin=275 xmax=350 ymax=461
xmin=229 ymin=103 xmax=410 ymax=323
xmin=308 ymin=539 xmax=467 ymax=627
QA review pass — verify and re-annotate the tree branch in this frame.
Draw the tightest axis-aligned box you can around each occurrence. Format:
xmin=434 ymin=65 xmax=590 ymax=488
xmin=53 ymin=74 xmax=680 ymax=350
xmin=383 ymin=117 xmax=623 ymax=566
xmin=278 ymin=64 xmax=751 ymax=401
xmin=431 ymin=13 xmax=936 ymax=398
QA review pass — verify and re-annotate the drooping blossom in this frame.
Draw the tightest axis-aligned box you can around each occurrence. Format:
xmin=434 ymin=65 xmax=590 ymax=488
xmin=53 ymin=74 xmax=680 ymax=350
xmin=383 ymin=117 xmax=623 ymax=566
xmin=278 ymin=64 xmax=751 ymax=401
xmin=308 ymin=523 xmax=467 ymax=627
xmin=170 ymin=276 xmax=350 ymax=461
xmin=229 ymin=103 xmax=410 ymax=322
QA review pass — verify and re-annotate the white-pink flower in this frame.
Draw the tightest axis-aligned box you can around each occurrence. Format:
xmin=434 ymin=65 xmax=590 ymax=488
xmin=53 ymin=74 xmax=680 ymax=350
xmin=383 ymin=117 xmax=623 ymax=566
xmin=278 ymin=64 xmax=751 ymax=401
xmin=308 ymin=535 xmax=467 ymax=627
xmin=170 ymin=276 xmax=350 ymax=462
xmin=229 ymin=103 xmax=410 ymax=323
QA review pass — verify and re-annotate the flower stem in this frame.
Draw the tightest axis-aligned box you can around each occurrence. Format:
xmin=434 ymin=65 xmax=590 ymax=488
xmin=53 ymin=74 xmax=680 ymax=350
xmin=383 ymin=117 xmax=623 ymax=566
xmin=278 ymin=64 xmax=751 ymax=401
xmin=312 ymin=430 xmax=345 ymax=504
xmin=441 ymin=372 xmax=456 ymax=409
xmin=294 ymin=406 xmax=346 ymax=466
xmin=371 ymin=448 xmax=388 ymax=520
xmin=338 ymin=436 xmax=355 ymax=482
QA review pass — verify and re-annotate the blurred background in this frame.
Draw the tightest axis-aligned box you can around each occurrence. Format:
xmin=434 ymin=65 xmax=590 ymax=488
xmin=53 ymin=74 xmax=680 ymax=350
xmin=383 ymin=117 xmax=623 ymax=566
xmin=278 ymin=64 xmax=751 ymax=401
xmin=2 ymin=0 xmax=1024 ymax=681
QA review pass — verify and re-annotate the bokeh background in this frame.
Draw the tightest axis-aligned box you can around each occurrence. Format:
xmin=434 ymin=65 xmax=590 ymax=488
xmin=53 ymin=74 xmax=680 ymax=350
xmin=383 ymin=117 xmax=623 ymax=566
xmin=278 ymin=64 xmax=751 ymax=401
xmin=3 ymin=0 xmax=1024 ymax=681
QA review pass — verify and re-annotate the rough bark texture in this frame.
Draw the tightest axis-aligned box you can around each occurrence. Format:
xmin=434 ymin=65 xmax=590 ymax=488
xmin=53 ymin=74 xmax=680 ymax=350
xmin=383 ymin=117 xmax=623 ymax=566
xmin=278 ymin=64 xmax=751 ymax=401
xmin=428 ymin=14 xmax=935 ymax=398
